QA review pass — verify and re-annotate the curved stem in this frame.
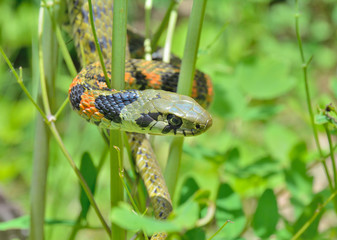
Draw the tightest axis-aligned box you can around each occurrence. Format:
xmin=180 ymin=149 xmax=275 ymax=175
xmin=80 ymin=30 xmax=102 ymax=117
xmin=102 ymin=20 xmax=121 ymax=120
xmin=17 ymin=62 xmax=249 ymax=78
xmin=87 ymin=0 xmax=110 ymax=88
xmin=325 ymin=125 xmax=337 ymax=189
xmin=295 ymin=0 xmax=322 ymax=155
xmin=291 ymin=189 xmax=337 ymax=240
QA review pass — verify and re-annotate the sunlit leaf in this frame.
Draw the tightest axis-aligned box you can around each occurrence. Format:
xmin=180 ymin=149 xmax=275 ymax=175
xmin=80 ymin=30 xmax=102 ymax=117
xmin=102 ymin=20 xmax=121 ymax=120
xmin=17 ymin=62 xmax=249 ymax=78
xmin=264 ymin=123 xmax=299 ymax=162
xmin=0 ymin=215 xmax=29 ymax=230
xmin=237 ymin=58 xmax=296 ymax=99
xmin=110 ymin=197 xmax=199 ymax=234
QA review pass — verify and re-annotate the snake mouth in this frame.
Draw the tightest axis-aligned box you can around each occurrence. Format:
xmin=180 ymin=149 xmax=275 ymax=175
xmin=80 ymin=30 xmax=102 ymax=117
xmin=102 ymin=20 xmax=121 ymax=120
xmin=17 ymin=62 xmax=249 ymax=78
xmin=175 ymin=117 xmax=213 ymax=136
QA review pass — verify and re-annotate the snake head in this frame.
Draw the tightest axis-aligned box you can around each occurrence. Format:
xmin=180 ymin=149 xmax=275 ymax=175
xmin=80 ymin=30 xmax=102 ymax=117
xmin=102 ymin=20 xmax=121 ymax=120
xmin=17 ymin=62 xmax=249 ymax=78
xmin=122 ymin=90 xmax=212 ymax=136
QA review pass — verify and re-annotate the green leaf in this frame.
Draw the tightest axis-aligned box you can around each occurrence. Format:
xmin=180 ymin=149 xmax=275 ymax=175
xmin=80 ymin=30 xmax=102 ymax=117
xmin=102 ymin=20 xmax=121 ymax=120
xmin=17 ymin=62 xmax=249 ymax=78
xmin=79 ymin=152 xmax=98 ymax=220
xmin=238 ymin=157 xmax=279 ymax=178
xmin=110 ymin=198 xmax=199 ymax=235
xmin=215 ymin=184 xmax=246 ymax=239
xmin=244 ymin=104 xmax=283 ymax=121
xmin=264 ymin=123 xmax=299 ymax=162
xmin=314 ymin=113 xmax=329 ymax=125
xmin=183 ymin=227 xmax=206 ymax=240
xmin=210 ymin=81 xmax=247 ymax=119
xmin=237 ymin=58 xmax=296 ymax=99
xmin=0 ymin=215 xmax=29 ymax=230
xmin=252 ymin=189 xmax=279 ymax=238
xmin=293 ymin=195 xmax=324 ymax=239
xmin=178 ymin=177 xmax=199 ymax=206
xmin=285 ymin=156 xmax=313 ymax=210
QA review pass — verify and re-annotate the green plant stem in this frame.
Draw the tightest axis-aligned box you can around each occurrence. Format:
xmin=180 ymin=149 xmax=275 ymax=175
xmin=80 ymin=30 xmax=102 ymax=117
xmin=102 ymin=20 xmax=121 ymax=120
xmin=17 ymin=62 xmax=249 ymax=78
xmin=165 ymin=137 xmax=184 ymax=197
xmin=291 ymin=189 xmax=337 ymax=240
xmin=151 ymin=0 xmax=179 ymax=51
xmin=163 ymin=5 xmax=178 ymax=63
xmin=38 ymin=7 xmax=52 ymax=117
xmin=87 ymin=0 xmax=110 ymax=88
xmin=54 ymin=24 xmax=77 ymax=77
xmin=31 ymin=115 xmax=49 ymax=240
xmin=165 ymin=0 xmax=208 ymax=198
xmin=42 ymin=0 xmax=77 ymax=77
xmin=30 ymin=5 xmax=57 ymax=239
xmin=109 ymin=130 xmax=124 ymax=240
xmin=110 ymin=1 xmax=128 ymax=239
xmin=295 ymin=1 xmax=322 ymax=155
xmin=294 ymin=1 xmax=335 ymax=192
xmin=1 ymin=32 xmax=111 ymax=240
xmin=144 ymin=0 xmax=153 ymax=60
xmin=208 ymin=220 xmax=232 ymax=240
xmin=54 ymin=98 xmax=69 ymax=120
xmin=111 ymin=0 xmax=127 ymax=89
xmin=2 ymin=43 xmax=49 ymax=240
xmin=325 ymin=125 xmax=337 ymax=188
xmin=114 ymin=146 xmax=140 ymax=214
xmin=0 ymin=48 xmax=48 ymax=122
xmin=49 ymin=122 xmax=111 ymax=236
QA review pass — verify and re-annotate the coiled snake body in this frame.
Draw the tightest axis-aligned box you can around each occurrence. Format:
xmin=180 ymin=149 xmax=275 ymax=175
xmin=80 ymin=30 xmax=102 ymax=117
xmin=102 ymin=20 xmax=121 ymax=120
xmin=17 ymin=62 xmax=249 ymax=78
xmin=67 ymin=0 xmax=213 ymax=239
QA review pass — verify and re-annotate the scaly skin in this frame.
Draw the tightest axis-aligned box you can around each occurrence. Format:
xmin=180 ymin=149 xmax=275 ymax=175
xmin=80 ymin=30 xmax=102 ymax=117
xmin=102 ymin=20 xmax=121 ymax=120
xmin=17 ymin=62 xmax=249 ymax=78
xmin=67 ymin=0 xmax=213 ymax=239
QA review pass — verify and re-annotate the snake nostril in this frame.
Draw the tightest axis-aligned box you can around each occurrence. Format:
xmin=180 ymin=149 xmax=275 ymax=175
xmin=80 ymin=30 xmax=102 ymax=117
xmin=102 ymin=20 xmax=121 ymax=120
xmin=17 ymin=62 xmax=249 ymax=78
xmin=196 ymin=123 xmax=200 ymax=129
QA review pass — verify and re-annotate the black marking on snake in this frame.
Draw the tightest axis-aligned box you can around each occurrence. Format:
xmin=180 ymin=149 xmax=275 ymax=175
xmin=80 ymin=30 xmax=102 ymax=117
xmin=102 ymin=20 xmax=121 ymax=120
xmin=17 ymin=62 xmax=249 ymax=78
xmin=160 ymin=69 xmax=180 ymax=93
xmin=81 ymin=8 xmax=89 ymax=23
xmin=69 ymin=84 xmax=85 ymax=111
xmin=96 ymin=73 xmax=107 ymax=83
xmin=194 ymin=70 xmax=208 ymax=104
xmin=128 ymin=60 xmax=148 ymax=90
xmin=95 ymin=90 xmax=139 ymax=123
xmin=89 ymin=41 xmax=96 ymax=53
xmin=135 ymin=112 xmax=162 ymax=128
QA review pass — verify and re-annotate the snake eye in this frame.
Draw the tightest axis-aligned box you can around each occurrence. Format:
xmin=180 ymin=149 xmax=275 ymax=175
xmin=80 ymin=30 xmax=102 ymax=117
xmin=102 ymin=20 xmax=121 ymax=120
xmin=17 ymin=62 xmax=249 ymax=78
xmin=167 ymin=114 xmax=182 ymax=127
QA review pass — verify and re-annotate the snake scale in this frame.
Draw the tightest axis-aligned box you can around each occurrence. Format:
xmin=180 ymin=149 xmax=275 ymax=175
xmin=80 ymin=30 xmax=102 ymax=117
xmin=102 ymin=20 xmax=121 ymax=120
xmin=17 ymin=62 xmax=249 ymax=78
xmin=67 ymin=0 xmax=213 ymax=239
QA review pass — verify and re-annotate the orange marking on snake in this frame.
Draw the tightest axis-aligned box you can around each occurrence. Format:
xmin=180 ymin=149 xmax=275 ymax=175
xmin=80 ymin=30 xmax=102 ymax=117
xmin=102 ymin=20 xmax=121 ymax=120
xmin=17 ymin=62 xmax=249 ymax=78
xmin=97 ymin=79 xmax=108 ymax=89
xmin=69 ymin=76 xmax=82 ymax=91
xmin=206 ymin=75 xmax=214 ymax=104
xmin=125 ymin=72 xmax=136 ymax=85
xmin=145 ymin=72 xmax=161 ymax=88
xmin=79 ymin=91 xmax=104 ymax=119
xmin=191 ymin=81 xmax=198 ymax=100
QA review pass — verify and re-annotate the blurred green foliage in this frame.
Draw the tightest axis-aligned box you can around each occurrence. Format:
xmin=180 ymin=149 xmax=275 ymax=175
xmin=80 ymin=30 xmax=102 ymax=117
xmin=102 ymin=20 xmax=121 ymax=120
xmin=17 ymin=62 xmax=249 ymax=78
xmin=1 ymin=0 xmax=337 ymax=239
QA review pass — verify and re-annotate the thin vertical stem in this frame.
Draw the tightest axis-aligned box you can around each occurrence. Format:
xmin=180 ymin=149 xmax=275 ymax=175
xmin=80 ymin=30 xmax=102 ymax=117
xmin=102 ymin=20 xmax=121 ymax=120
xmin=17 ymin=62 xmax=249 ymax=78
xmin=29 ymin=4 xmax=54 ymax=239
xmin=291 ymin=189 xmax=337 ymax=240
xmin=294 ymin=1 xmax=334 ymax=191
xmin=144 ymin=0 xmax=153 ymax=60
xmin=163 ymin=5 xmax=178 ymax=63
xmin=110 ymin=0 xmax=128 ymax=239
xmin=2 ymin=7 xmax=111 ymax=238
xmin=111 ymin=0 xmax=127 ymax=89
xmin=165 ymin=0 xmax=208 ymax=198
xmin=48 ymin=122 xmax=111 ymax=236
xmin=151 ymin=0 xmax=179 ymax=51
xmin=325 ymin=125 xmax=337 ymax=189
xmin=87 ymin=0 xmax=110 ymax=88
xmin=295 ymin=0 xmax=322 ymax=155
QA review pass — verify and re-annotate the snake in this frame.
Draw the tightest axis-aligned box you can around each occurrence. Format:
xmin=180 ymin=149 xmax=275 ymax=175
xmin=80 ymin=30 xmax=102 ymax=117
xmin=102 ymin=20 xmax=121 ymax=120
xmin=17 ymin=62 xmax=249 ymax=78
xmin=67 ymin=0 xmax=213 ymax=239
